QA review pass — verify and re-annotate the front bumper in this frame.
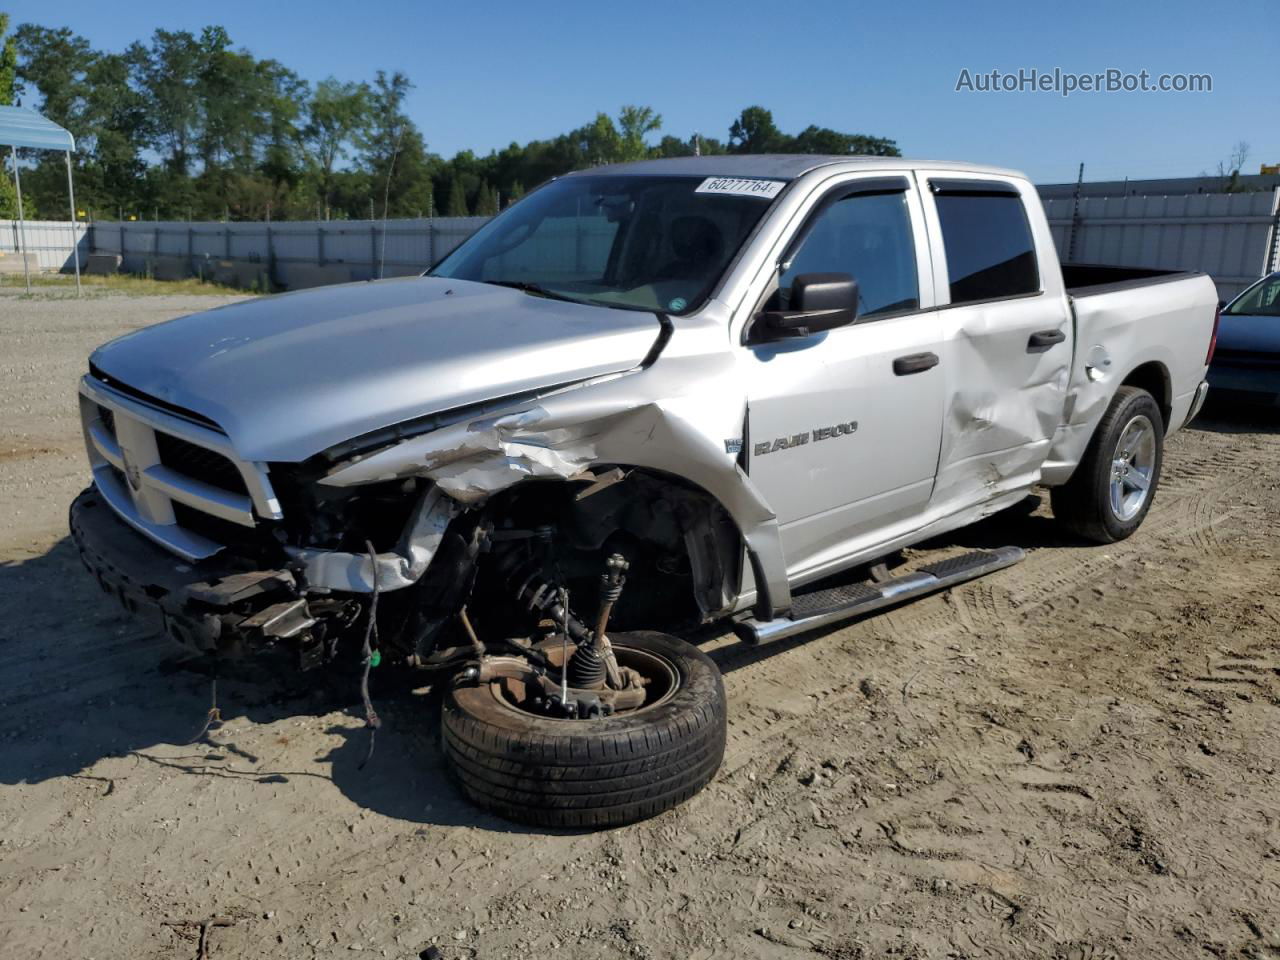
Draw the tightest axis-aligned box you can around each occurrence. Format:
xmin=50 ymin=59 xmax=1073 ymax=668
xmin=69 ymin=486 xmax=311 ymax=656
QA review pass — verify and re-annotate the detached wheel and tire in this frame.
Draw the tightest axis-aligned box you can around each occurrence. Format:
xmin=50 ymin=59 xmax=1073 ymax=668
xmin=441 ymin=631 xmax=726 ymax=829
xmin=1052 ymin=385 xmax=1164 ymax=543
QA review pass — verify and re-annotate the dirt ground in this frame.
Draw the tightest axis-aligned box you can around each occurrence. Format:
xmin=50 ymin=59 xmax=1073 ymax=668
xmin=2 ymin=292 xmax=1279 ymax=960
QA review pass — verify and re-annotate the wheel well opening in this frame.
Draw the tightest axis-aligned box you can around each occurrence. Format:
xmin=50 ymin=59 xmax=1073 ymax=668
xmin=465 ymin=470 xmax=744 ymax=638
xmin=1121 ymin=362 xmax=1172 ymax=430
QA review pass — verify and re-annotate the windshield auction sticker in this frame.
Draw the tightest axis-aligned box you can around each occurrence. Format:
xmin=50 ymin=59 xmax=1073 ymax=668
xmin=694 ymin=177 xmax=786 ymax=199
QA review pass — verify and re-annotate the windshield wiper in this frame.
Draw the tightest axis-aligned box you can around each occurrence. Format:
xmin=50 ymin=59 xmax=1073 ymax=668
xmin=482 ymin=280 xmax=584 ymax=304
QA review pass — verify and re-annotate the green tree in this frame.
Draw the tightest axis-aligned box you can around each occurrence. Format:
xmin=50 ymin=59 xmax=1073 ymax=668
xmin=656 ymin=132 xmax=726 ymax=158
xmin=0 ymin=13 xmax=17 ymax=106
xmin=728 ymin=106 xmax=785 ymax=153
xmin=126 ymin=29 xmax=205 ymax=177
xmin=0 ymin=14 xmax=15 ymax=217
xmin=12 ymin=24 xmax=93 ymax=126
xmin=78 ymin=51 xmax=149 ymax=216
xmin=444 ymin=176 xmax=468 ymax=216
xmin=474 ymin=179 xmax=499 ymax=215
xmin=3 ymin=21 xmax=901 ymax=220
xmin=358 ymin=70 xmax=435 ymax=219
xmin=791 ymin=124 xmax=898 ymax=156
xmin=617 ymin=104 xmax=661 ymax=161
xmin=580 ymin=112 xmax=622 ymax=165
xmin=304 ymin=77 xmax=371 ymax=218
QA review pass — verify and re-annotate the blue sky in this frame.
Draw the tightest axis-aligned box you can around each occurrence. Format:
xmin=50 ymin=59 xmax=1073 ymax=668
xmin=7 ymin=0 xmax=1276 ymax=184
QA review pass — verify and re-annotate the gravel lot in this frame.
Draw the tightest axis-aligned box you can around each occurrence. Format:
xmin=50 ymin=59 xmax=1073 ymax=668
xmin=1 ymin=292 xmax=1279 ymax=960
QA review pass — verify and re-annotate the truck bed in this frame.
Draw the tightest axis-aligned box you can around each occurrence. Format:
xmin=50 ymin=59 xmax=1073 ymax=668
xmin=1041 ymin=266 xmax=1218 ymax=484
xmin=1062 ymin=262 xmax=1202 ymax=297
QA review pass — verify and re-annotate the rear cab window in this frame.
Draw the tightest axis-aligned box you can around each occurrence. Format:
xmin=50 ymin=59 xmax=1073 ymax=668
xmin=930 ymin=180 xmax=1040 ymax=304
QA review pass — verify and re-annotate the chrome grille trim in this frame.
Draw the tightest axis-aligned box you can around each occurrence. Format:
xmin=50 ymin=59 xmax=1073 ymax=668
xmin=79 ymin=375 xmax=283 ymax=561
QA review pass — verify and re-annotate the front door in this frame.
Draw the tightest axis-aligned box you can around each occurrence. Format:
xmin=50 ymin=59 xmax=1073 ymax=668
xmin=742 ymin=177 xmax=945 ymax=583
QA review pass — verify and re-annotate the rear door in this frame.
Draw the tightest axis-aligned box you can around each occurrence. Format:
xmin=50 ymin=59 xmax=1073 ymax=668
xmin=917 ymin=174 xmax=1071 ymax=509
xmin=741 ymin=175 xmax=945 ymax=582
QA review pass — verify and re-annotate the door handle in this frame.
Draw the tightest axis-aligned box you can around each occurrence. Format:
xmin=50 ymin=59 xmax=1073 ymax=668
xmin=893 ymin=352 xmax=940 ymax=376
xmin=1027 ymin=329 xmax=1067 ymax=351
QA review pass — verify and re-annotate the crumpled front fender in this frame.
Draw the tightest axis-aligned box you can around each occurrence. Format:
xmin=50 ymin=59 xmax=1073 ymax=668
xmin=317 ymin=352 xmax=791 ymax=617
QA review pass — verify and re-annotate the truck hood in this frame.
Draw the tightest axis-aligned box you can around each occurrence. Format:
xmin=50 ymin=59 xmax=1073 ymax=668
xmin=90 ymin=276 xmax=664 ymax=462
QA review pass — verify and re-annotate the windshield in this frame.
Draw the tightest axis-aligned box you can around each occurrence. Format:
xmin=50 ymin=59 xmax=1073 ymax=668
xmin=428 ymin=174 xmax=783 ymax=315
xmin=1225 ymin=273 xmax=1280 ymax=317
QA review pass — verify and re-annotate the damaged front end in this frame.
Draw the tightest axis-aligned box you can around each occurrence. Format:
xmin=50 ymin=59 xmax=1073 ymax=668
xmin=70 ymin=382 xmax=753 ymax=681
xmin=70 ymin=487 xmax=355 ymax=667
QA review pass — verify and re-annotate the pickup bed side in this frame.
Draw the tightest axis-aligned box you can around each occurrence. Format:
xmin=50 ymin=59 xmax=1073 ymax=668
xmin=1042 ymin=266 xmax=1217 ymax=484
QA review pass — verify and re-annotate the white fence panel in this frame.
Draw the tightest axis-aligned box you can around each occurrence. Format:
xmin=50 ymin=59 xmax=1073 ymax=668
xmin=0 ymin=218 xmax=90 ymax=271
xmin=1043 ymin=188 xmax=1280 ymax=301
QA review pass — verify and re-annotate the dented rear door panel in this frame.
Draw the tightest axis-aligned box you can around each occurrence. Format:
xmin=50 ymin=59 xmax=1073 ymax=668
xmin=916 ymin=171 xmax=1073 ymax=513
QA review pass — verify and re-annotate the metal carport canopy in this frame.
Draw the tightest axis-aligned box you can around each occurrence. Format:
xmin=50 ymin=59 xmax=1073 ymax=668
xmin=0 ymin=105 xmax=76 ymax=151
xmin=0 ymin=106 xmax=80 ymax=294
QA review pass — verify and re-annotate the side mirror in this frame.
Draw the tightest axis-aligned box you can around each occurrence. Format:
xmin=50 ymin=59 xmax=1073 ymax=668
xmin=759 ymin=272 xmax=859 ymax=338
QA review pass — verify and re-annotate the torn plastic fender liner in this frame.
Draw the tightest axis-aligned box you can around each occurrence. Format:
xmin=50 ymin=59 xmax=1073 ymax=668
xmin=286 ymin=485 xmax=459 ymax=593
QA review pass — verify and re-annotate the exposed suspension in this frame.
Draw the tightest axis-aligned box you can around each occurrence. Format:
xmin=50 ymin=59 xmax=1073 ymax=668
xmin=567 ymin=553 xmax=629 ymax=689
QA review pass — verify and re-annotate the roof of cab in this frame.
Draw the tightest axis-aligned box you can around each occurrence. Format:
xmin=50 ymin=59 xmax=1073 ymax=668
xmin=564 ymin=154 xmax=1025 ymax=181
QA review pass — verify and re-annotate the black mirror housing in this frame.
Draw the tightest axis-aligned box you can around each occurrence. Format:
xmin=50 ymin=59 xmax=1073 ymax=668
xmin=759 ymin=272 xmax=859 ymax=338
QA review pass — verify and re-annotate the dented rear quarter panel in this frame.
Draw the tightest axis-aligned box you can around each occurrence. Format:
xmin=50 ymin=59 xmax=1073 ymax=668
xmin=1042 ymin=273 xmax=1217 ymax=483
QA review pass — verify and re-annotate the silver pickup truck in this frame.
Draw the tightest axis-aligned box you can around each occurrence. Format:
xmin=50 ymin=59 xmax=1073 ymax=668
xmin=70 ymin=155 xmax=1218 ymax=827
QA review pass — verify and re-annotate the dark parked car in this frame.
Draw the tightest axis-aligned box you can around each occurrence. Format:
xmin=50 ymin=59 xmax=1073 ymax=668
xmin=1209 ymin=271 xmax=1280 ymax=403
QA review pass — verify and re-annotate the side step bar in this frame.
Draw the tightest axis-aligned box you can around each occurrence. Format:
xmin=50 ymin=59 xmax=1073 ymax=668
xmin=734 ymin=547 xmax=1025 ymax=645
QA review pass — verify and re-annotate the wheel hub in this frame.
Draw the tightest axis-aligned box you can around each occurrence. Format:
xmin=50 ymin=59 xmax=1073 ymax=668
xmin=478 ymin=642 xmax=678 ymax=721
xmin=1109 ymin=414 xmax=1157 ymax=522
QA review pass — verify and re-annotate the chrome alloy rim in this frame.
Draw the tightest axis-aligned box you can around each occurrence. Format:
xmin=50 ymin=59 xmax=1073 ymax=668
xmin=1110 ymin=414 xmax=1157 ymax=522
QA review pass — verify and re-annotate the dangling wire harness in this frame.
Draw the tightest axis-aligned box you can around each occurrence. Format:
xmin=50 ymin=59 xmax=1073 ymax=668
xmin=357 ymin=540 xmax=382 ymax=769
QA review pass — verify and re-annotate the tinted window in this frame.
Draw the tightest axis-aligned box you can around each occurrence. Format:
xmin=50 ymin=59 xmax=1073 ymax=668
xmin=1225 ymin=274 xmax=1280 ymax=316
xmin=935 ymin=192 xmax=1039 ymax=303
xmin=778 ymin=191 xmax=919 ymax=318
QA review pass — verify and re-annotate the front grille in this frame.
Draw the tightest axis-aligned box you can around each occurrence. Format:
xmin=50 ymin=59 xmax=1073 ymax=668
xmin=172 ymin=501 xmax=265 ymax=550
xmin=156 ymin=430 xmax=250 ymax=495
xmin=81 ymin=377 xmax=279 ymax=561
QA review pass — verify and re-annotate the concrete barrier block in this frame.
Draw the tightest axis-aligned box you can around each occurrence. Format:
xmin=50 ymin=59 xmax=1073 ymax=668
xmin=0 ymin=252 xmax=40 ymax=274
xmin=211 ymin=259 xmax=269 ymax=291
xmin=151 ymin=256 xmax=191 ymax=281
xmin=282 ymin=263 xmax=356 ymax=290
xmin=85 ymin=254 xmax=122 ymax=275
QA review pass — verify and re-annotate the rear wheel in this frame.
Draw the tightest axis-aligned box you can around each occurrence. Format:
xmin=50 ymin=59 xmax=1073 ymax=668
xmin=441 ymin=631 xmax=726 ymax=829
xmin=1051 ymin=385 xmax=1164 ymax=543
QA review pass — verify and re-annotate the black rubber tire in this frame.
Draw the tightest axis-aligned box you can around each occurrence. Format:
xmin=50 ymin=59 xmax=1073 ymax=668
xmin=1051 ymin=385 xmax=1164 ymax=544
xmin=441 ymin=631 xmax=726 ymax=829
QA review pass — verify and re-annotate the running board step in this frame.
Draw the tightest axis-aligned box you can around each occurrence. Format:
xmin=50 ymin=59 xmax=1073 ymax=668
xmin=734 ymin=546 xmax=1025 ymax=645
